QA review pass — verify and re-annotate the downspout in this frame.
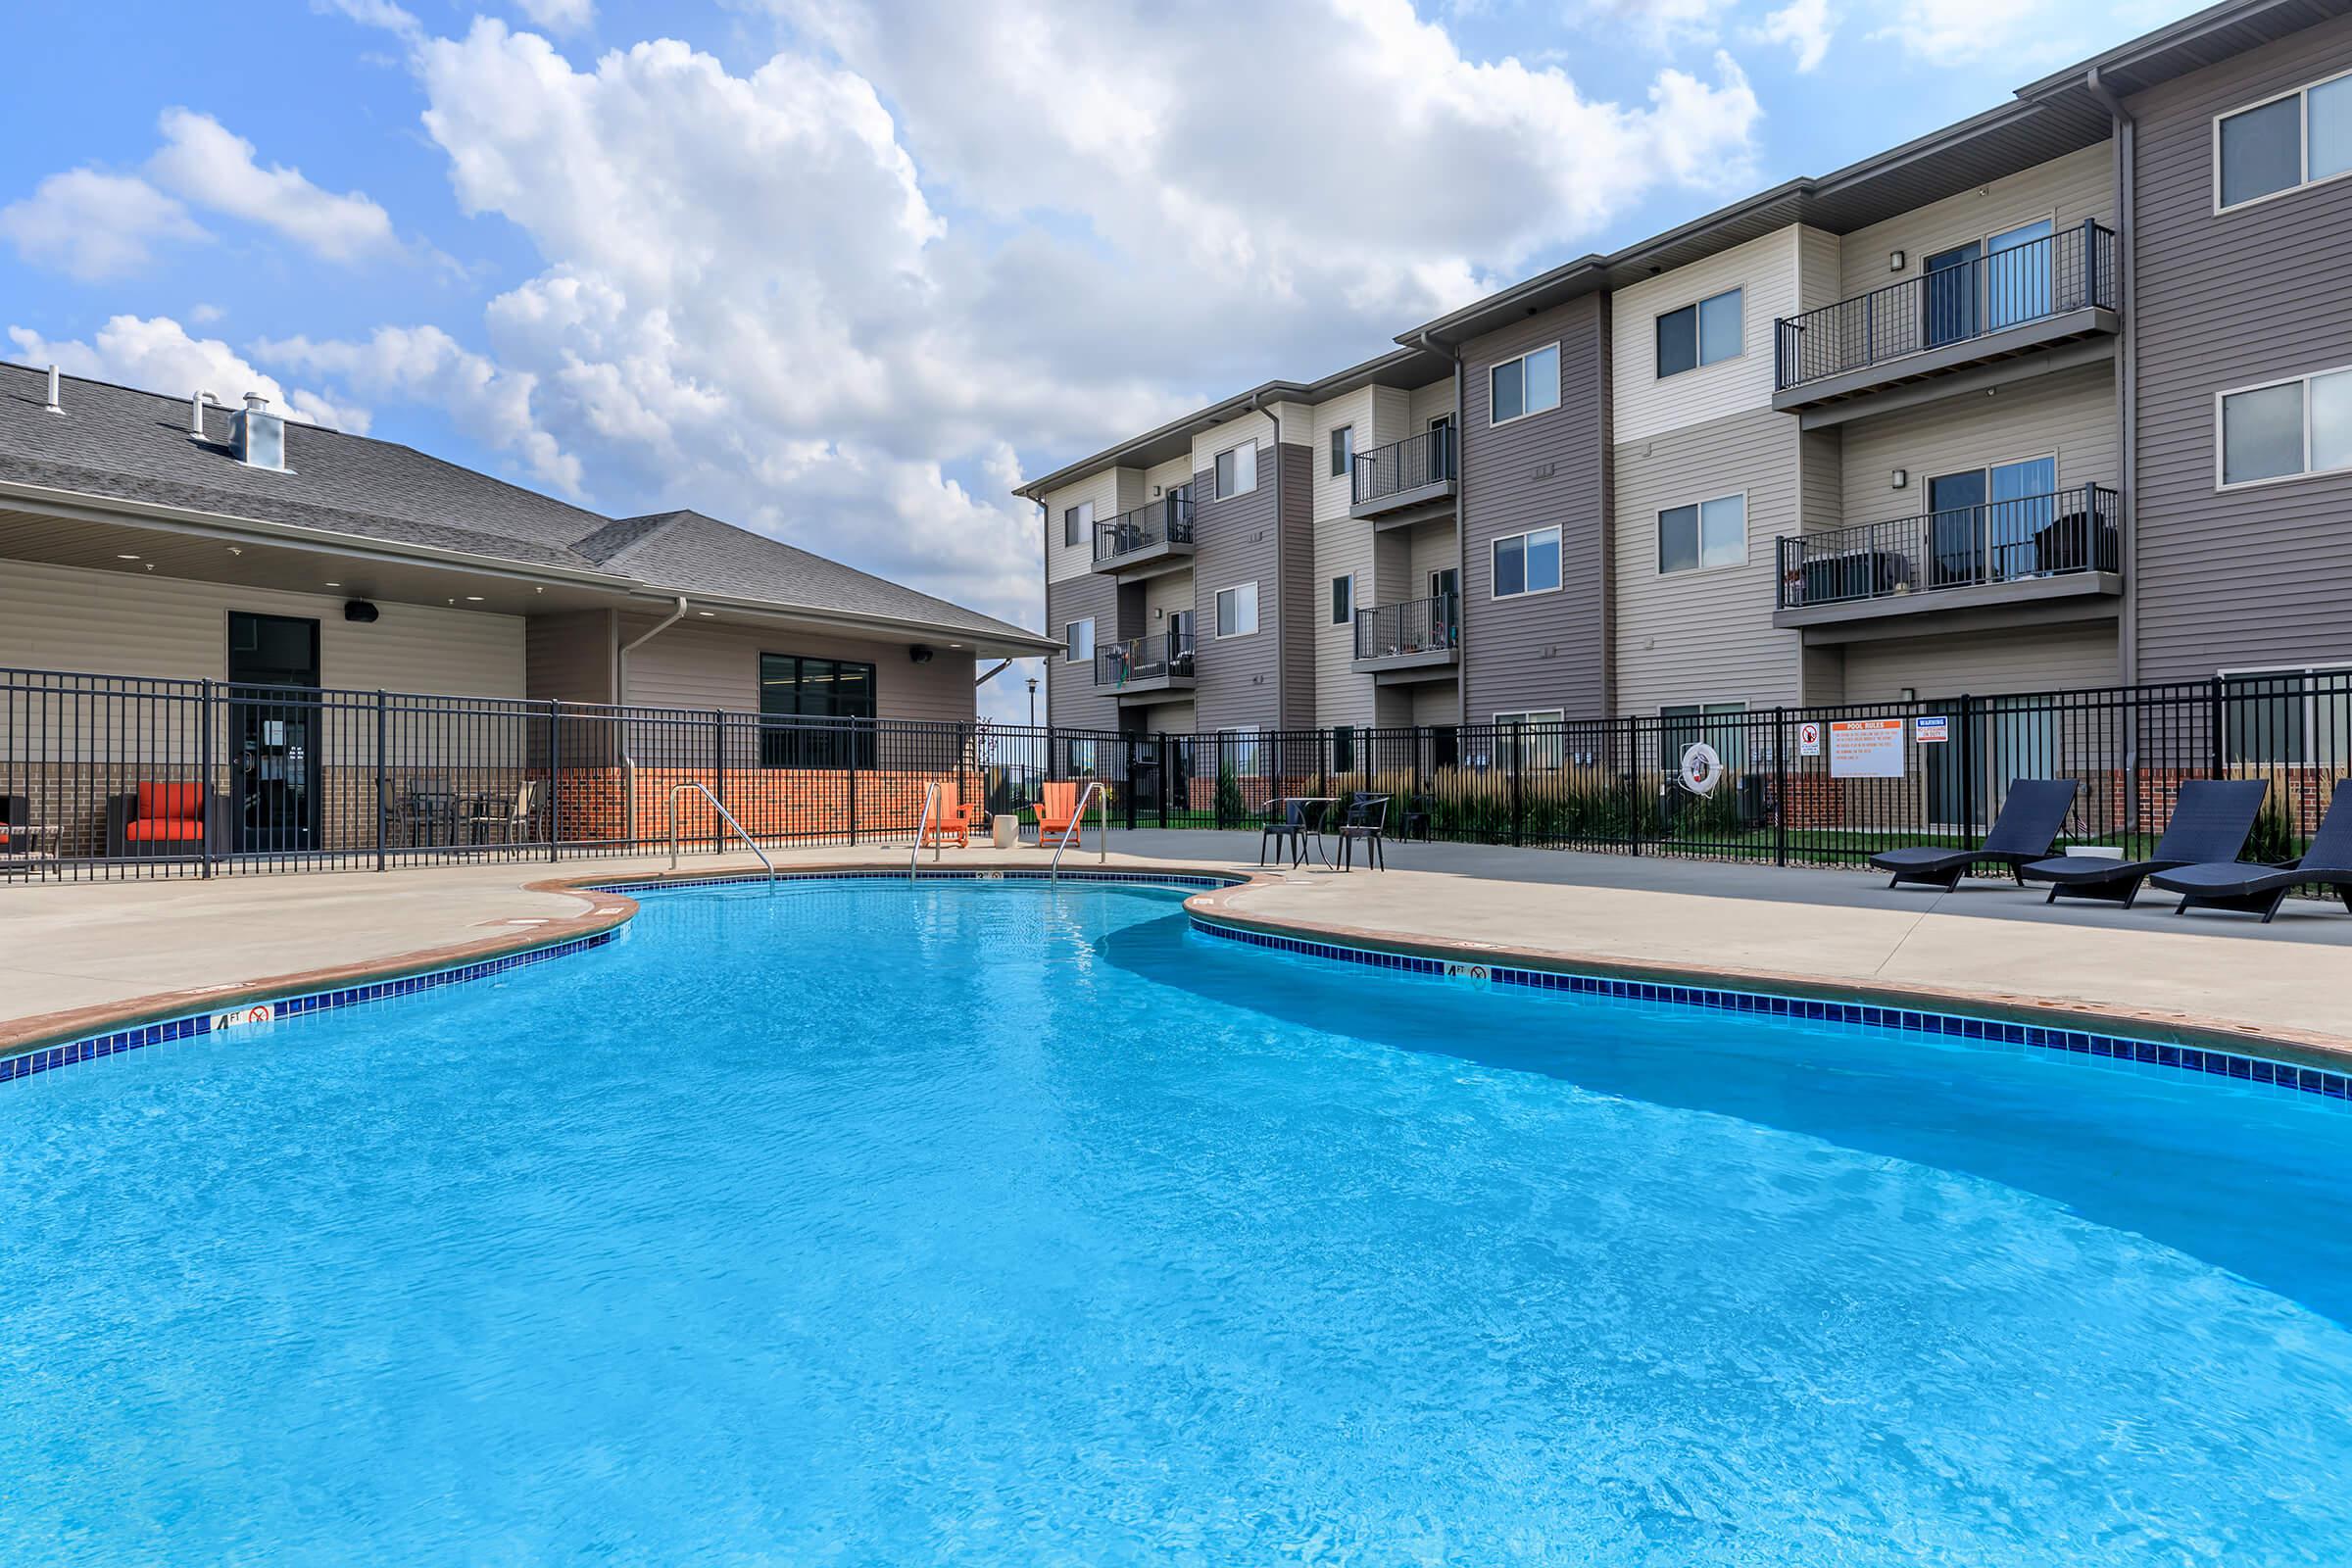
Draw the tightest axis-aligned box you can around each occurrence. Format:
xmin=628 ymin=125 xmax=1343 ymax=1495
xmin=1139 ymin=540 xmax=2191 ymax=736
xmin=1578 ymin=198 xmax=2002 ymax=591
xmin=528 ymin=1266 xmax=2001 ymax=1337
xmin=1248 ymin=392 xmax=1285 ymax=729
xmin=617 ymin=595 xmax=688 ymax=847
xmin=2086 ymin=65 xmax=2137 ymax=689
xmin=975 ymin=659 xmax=1013 ymax=687
xmin=1032 ymin=498 xmax=1050 ymax=727
xmin=1419 ymin=328 xmax=1465 ymax=725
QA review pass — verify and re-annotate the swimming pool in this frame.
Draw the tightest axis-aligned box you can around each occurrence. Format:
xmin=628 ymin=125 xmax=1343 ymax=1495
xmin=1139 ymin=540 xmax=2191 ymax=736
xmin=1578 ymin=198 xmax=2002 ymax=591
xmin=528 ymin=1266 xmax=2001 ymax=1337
xmin=6 ymin=876 xmax=2352 ymax=1563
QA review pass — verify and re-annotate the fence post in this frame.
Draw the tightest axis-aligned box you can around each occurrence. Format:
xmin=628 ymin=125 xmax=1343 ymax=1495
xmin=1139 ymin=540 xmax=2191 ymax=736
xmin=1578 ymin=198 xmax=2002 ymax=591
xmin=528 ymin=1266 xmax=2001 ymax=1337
xmin=1509 ymin=720 xmax=1525 ymax=848
xmin=1124 ymin=735 xmax=1138 ymax=830
xmin=956 ymin=721 xmax=970 ymax=843
xmin=711 ymin=708 xmax=726 ymax=853
xmin=546 ymin=699 xmax=561 ymax=863
xmin=1957 ymin=695 xmax=1977 ymax=846
xmin=1773 ymin=707 xmax=1788 ymax=868
xmin=374 ymin=690 xmax=388 ymax=872
xmin=200 ymin=678 xmax=217 ymax=879
xmin=1625 ymin=714 xmax=1642 ymax=856
xmin=1157 ymin=732 xmax=1171 ymax=827
xmin=2208 ymin=676 xmax=2227 ymax=781
xmin=847 ymin=721 xmax=859 ymax=845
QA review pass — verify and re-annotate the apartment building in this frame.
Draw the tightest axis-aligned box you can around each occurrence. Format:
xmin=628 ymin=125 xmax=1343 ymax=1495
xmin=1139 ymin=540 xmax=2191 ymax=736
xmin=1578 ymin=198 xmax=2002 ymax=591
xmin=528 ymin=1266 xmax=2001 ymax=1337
xmin=1024 ymin=0 xmax=2352 ymax=761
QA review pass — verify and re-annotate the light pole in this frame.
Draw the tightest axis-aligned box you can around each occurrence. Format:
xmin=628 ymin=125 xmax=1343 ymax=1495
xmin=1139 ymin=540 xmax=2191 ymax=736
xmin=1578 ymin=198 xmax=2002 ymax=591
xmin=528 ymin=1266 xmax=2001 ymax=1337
xmin=1026 ymin=673 xmax=1038 ymax=728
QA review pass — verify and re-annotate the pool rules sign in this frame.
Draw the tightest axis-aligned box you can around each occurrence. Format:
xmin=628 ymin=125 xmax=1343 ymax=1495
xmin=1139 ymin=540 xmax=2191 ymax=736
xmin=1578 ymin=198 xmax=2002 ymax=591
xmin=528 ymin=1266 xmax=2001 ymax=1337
xmin=1829 ymin=717 xmax=1906 ymax=778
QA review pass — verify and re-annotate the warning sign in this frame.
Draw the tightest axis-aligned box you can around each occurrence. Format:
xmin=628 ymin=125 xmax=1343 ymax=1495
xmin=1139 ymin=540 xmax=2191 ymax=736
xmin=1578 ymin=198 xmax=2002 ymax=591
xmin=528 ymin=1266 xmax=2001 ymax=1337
xmin=1797 ymin=721 xmax=1822 ymax=758
xmin=1915 ymin=715 xmax=1950 ymax=744
xmin=1830 ymin=717 xmax=1906 ymax=778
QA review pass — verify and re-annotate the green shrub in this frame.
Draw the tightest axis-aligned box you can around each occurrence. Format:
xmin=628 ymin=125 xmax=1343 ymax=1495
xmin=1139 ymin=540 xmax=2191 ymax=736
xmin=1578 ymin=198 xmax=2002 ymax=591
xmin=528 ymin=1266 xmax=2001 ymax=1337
xmin=1213 ymin=761 xmax=1247 ymax=829
xmin=2245 ymin=794 xmax=2295 ymax=864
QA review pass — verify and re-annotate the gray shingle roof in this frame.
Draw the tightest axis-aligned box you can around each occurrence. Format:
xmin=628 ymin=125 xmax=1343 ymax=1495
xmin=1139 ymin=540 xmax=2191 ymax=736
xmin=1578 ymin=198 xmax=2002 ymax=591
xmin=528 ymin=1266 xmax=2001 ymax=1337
xmin=0 ymin=361 xmax=1050 ymax=648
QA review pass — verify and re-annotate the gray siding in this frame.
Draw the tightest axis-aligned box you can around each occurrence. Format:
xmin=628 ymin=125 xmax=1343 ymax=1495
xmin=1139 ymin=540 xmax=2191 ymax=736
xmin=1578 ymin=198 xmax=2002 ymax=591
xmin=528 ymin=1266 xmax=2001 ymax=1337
xmin=1278 ymin=442 xmax=1318 ymax=728
xmin=1190 ymin=452 xmax=1282 ymax=731
xmin=620 ymin=615 xmax=975 ymax=723
xmin=1044 ymin=571 xmax=1120 ymax=730
xmin=1460 ymin=293 xmax=1612 ymax=722
xmin=1835 ymin=362 xmax=2119 ymax=523
xmin=1840 ymin=623 xmax=2119 ymax=703
xmin=2129 ymin=9 xmax=2352 ymax=681
xmin=525 ymin=610 xmax=616 ymax=706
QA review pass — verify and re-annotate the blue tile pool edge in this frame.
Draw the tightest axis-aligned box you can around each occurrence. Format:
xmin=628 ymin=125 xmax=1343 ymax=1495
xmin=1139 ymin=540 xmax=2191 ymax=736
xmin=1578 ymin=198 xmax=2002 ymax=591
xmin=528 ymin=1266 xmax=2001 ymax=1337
xmin=1188 ymin=911 xmax=2352 ymax=1106
xmin=0 ymin=869 xmax=1244 ymax=1088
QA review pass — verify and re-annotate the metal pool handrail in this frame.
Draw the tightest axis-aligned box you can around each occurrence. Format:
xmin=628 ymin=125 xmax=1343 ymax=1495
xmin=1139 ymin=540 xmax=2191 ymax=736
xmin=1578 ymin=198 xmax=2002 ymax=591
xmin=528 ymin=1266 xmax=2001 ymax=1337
xmin=667 ymin=781 xmax=774 ymax=883
xmin=1050 ymin=779 xmax=1108 ymax=882
xmin=910 ymin=782 xmax=942 ymax=881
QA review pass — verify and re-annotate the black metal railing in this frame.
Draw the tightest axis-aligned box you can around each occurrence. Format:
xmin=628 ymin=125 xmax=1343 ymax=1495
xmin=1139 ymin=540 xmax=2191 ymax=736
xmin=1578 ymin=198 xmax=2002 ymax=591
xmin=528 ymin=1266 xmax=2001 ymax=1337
xmin=1094 ymin=493 xmax=1195 ymax=564
xmin=1353 ymin=595 xmax=1460 ymax=662
xmin=1094 ymin=630 xmax=1196 ymax=688
xmin=1776 ymin=485 xmax=2119 ymax=610
xmin=1350 ymin=427 xmax=1455 ymax=509
xmin=1775 ymin=221 xmax=2119 ymax=391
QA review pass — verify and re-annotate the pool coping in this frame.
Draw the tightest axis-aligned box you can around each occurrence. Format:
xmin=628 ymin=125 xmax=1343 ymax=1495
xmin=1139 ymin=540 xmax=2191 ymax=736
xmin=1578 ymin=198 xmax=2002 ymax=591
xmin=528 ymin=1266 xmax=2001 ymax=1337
xmin=1180 ymin=881 xmax=2352 ymax=1093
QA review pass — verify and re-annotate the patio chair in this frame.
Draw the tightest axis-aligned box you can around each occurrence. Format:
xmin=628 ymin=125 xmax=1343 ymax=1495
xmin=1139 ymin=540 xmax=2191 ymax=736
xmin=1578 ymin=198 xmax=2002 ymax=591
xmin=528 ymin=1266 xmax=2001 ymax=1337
xmin=1260 ymin=798 xmax=1313 ymax=867
xmin=2149 ymin=781 xmax=2352 ymax=922
xmin=1868 ymin=778 xmax=2079 ymax=891
xmin=462 ymin=779 xmax=546 ymax=857
xmin=920 ymin=782 xmax=971 ymax=849
xmin=1036 ymin=780 xmax=1083 ymax=847
xmin=105 ymin=782 xmax=229 ymax=859
xmin=0 ymin=794 xmax=58 ymax=871
xmin=2019 ymin=778 xmax=2270 ymax=909
xmin=1337 ymin=793 xmax=1390 ymax=872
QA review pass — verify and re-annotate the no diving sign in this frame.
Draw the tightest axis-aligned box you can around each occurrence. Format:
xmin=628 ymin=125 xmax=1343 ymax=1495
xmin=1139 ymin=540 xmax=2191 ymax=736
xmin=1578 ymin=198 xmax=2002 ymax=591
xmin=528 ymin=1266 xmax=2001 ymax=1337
xmin=1797 ymin=721 xmax=1822 ymax=757
xmin=1915 ymin=715 xmax=1950 ymax=744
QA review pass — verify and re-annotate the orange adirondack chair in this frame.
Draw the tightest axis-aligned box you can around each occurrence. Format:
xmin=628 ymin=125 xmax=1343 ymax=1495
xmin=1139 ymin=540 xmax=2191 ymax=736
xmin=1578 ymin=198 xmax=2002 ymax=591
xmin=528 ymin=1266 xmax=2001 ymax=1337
xmin=920 ymin=782 xmax=971 ymax=848
xmin=1035 ymin=780 xmax=1083 ymax=846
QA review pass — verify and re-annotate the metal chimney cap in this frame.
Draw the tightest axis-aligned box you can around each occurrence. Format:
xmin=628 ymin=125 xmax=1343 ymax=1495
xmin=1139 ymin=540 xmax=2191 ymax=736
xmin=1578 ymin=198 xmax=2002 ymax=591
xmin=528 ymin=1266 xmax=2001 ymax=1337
xmin=242 ymin=392 xmax=270 ymax=412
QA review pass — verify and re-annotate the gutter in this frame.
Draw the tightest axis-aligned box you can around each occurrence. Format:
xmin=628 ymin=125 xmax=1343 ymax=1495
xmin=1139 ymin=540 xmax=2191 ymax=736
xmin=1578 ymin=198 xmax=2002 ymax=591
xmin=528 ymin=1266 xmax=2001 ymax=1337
xmin=1249 ymin=391 xmax=1286 ymax=728
xmin=2085 ymin=64 xmax=2138 ymax=690
xmin=616 ymin=596 xmax=688 ymax=848
xmin=1420 ymin=328 xmax=1467 ymax=724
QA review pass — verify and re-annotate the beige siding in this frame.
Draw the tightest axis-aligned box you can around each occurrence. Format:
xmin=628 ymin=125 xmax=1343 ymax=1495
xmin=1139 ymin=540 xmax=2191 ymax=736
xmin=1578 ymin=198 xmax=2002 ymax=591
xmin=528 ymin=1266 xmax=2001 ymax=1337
xmin=0 ymin=557 xmax=525 ymax=695
xmin=1043 ymin=469 xmax=1121 ymax=587
xmin=617 ymin=615 xmax=973 ymax=722
xmin=1837 ymin=144 xmax=2115 ymax=301
xmin=1796 ymin=223 xmax=1843 ymax=313
xmin=1143 ymin=454 xmax=1193 ymax=501
xmin=1840 ymin=623 xmax=2119 ymax=703
xmin=1406 ymin=376 xmax=1456 ymax=431
xmin=1409 ymin=680 xmax=1459 ymax=725
xmin=1612 ymin=225 xmax=1797 ymax=445
xmin=1312 ymin=387 xmax=1381 ymax=728
xmin=1834 ymin=362 xmax=2119 ymax=524
xmin=1142 ymin=568 xmax=1195 ymax=627
xmin=526 ymin=610 xmax=616 ymax=706
xmin=1190 ymin=416 xmax=1272 ymax=495
xmin=1612 ymin=406 xmax=1801 ymax=712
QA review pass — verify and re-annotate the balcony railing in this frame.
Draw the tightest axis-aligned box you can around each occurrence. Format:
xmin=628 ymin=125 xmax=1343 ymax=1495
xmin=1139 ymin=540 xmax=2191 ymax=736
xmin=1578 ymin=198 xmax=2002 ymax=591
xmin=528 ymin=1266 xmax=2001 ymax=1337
xmin=1094 ymin=629 xmax=1196 ymax=688
xmin=1776 ymin=484 xmax=2120 ymax=611
xmin=1350 ymin=427 xmax=1455 ymax=510
xmin=1353 ymin=594 xmax=1460 ymax=662
xmin=1775 ymin=222 xmax=2118 ymax=392
xmin=1093 ymin=493 xmax=1194 ymax=564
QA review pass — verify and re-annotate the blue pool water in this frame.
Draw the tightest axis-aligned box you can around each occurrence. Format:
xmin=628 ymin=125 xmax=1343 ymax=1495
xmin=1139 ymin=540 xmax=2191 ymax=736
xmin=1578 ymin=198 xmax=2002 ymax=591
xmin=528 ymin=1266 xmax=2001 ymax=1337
xmin=7 ymin=880 xmax=2352 ymax=1564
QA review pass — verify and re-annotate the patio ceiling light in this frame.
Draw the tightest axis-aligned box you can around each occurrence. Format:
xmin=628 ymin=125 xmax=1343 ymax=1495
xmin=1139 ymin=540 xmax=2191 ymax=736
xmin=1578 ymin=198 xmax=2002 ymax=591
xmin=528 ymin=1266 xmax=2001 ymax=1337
xmin=115 ymin=553 xmax=141 ymax=560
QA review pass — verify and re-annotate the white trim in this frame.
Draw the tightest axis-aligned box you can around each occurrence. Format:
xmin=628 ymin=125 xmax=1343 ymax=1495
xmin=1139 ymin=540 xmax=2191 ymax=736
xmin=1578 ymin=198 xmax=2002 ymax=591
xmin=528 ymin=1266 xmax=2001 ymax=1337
xmin=1213 ymin=441 xmax=1258 ymax=500
xmin=1652 ymin=286 xmax=1746 ymax=380
xmin=1062 ymin=616 xmax=1094 ymax=663
xmin=2213 ymin=362 xmax=2352 ymax=491
xmin=1655 ymin=488 xmax=1750 ymax=577
xmin=1489 ymin=525 xmax=1565 ymax=600
xmin=1214 ymin=579 xmax=1259 ymax=638
xmin=1329 ymin=423 xmax=1353 ymax=480
xmin=1487 ymin=341 xmax=1562 ymax=427
xmin=2213 ymin=67 xmax=2352 ymax=215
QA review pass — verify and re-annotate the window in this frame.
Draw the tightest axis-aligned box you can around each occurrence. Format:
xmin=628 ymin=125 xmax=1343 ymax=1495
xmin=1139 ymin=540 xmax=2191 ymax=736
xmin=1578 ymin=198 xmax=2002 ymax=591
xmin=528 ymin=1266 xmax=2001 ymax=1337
xmin=1657 ymin=493 xmax=1746 ymax=573
xmin=1220 ymin=725 xmax=1262 ymax=775
xmin=1489 ymin=343 xmax=1561 ymax=424
xmin=2223 ymin=667 xmax=2352 ymax=766
xmin=2218 ymin=366 xmax=2352 ymax=487
xmin=1216 ymin=581 xmax=1258 ymax=637
xmin=1062 ymin=499 xmax=1094 ymax=548
xmin=1063 ymin=617 xmax=1094 ymax=663
xmin=1492 ymin=526 xmax=1562 ymax=598
xmin=1655 ymin=288 xmax=1742 ymax=377
xmin=1214 ymin=441 xmax=1257 ymax=499
xmin=1067 ymin=738 xmax=1099 ymax=774
xmin=1330 ymin=424 xmax=1353 ymax=478
xmin=1660 ymin=702 xmax=1750 ymax=772
xmin=2217 ymin=72 xmax=2352 ymax=210
xmin=759 ymin=653 xmax=877 ymax=767
xmin=1332 ymin=723 xmax=1356 ymax=772
xmin=1494 ymin=710 xmax=1566 ymax=771
xmin=1329 ymin=573 xmax=1354 ymax=626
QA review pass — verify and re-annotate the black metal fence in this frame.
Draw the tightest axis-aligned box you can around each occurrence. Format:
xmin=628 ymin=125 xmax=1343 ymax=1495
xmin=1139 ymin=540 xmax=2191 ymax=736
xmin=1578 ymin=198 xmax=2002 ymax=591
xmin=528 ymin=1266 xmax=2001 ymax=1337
xmin=1093 ymin=492 xmax=1194 ymax=564
xmin=1777 ymin=485 xmax=2121 ymax=609
xmin=1775 ymin=221 xmax=2119 ymax=391
xmin=1094 ymin=630 xmax=1195 ymax=688
xmin=5 ymin=663 xmax=2348 ymax=886
xmin=1353 ymin=594 xmax=1460 ymax=662
xmin=1350 ymin=426 xmax=1455 ymax=508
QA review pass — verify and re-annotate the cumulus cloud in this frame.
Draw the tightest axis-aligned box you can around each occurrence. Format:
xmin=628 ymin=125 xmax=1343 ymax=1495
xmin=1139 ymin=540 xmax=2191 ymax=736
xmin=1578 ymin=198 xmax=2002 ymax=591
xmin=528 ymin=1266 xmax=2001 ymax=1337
xmin=256 ymin=323 xmax=582 ymax=495
xmin=0 ymin=170 xmax=208 ymax=281
xmin=1752 ymin=0 xmax=1834 ymax=71
xmin=147 ymin=109 xmax=398 ymax=263
xmin=7 ymin=315 xmax=369 ymax=431
xmin=514 ymin=0 xmax=595 ymax=33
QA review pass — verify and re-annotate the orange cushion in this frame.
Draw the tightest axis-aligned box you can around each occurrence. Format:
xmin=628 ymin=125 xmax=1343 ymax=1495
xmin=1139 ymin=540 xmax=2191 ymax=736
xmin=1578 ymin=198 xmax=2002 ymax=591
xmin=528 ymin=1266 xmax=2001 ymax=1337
xmin=137 ymin=782 xmax=206 ymax=822
xmin=123 ymin=819 xmax=205 ymax=842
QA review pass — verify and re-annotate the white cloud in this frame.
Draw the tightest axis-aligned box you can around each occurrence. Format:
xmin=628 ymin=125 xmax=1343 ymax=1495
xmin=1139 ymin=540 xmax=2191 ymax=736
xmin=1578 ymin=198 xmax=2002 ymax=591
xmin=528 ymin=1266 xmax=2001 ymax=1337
xmin=311 ymin=0 xmax=421 ymax=40
xmin=256 ymin=324 xmax=582 ymax=495
xmin=1576 ymin=0 xmax=1741 ymax=51
xmin=6 ymin=315 xmax=369 ymax=432
xmin=1752 ymin=0 xmax=1833 ymax=71
xmin=1863 ymin=0 xmax=2136 ymax=66
xmin=147 ymin=109 xmax=398 ymax=263
xmin=514 ymin=0 xmax=595 ymax=33
xmin=0 ymin=170 xmax=208 ymax=281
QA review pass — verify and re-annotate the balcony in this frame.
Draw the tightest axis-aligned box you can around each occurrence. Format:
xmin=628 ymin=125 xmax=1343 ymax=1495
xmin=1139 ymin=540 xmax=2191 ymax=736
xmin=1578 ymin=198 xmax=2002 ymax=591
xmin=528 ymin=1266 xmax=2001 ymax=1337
xmin=1092 ymin=493 xmax=1194 ymax=577
xmin=1094 ymin=630 xmax=1196 ymax=700
xmin=1773 ymin=223 xmax=2119 ymax=417
xmin=1774 ymin=484 xmax=2121 ymax=633
xmin=1352 ymin=594 xmax=1459 ymax=679
xmin=1349 ymin=428 xmax=1456 ymax=523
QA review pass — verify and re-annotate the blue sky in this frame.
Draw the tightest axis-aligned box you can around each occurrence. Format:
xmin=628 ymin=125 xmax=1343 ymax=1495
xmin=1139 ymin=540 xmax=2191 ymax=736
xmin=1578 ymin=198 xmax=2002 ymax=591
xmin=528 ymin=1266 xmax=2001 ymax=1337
xmin=0 ymin=0 xmax=2190 ymax=718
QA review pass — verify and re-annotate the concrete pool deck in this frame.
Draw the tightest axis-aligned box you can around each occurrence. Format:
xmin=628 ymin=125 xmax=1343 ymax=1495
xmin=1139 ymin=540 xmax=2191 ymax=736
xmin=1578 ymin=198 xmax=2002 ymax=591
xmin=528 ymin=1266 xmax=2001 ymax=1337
xmin=3 ymin=831 xmax=2348 ymax=1060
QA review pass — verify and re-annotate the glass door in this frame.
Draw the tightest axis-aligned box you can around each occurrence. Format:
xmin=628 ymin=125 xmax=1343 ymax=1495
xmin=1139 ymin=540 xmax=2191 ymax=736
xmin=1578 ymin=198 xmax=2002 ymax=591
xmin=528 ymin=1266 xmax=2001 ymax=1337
xmin=1984 ymin=219 xmax=2053 ymax=330
xmin=1429 ymin=568 xmax=1459 ymax=647
xmin=1923 ymin=241 xmax=1980 ymax=348
xmin=1986 ymin=455 xmax=2057 ymax=580
xmin=226 ymin=612 xmax=321 ymax=855
xmin=1925 ymin=468 xmax=1987 ymax=588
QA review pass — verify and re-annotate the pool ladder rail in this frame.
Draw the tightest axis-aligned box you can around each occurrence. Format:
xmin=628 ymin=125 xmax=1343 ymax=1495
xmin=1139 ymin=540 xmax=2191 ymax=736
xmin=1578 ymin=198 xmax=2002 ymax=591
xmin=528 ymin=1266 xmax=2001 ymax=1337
xmin=666 ymin=781 xmax=776 ymax=884
xmin=910 ymin=783 xmax=944 ymax=881
xmin=1049 ymin=779 xmax=1108 ymax=882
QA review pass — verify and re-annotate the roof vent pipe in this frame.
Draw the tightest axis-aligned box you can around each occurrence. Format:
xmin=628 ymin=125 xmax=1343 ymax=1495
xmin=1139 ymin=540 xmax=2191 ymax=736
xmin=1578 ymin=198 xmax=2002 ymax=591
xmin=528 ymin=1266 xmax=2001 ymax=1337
xmin=187 ymin=390 xmax=216 ymax=440
xmin=43 ymin=366 xmax=61 ymax=416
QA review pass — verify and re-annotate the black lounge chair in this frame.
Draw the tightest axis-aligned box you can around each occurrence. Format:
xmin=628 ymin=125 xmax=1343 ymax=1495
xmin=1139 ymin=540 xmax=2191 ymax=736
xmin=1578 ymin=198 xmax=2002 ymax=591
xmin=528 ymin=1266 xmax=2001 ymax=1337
xmin=2020 ymin=778 xmax=2270 ymax=909
xmin=1869 ymin=778 xmax=2079 ymax=891
xmin=2149 ymin=782 xmax=2352 ymax=922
